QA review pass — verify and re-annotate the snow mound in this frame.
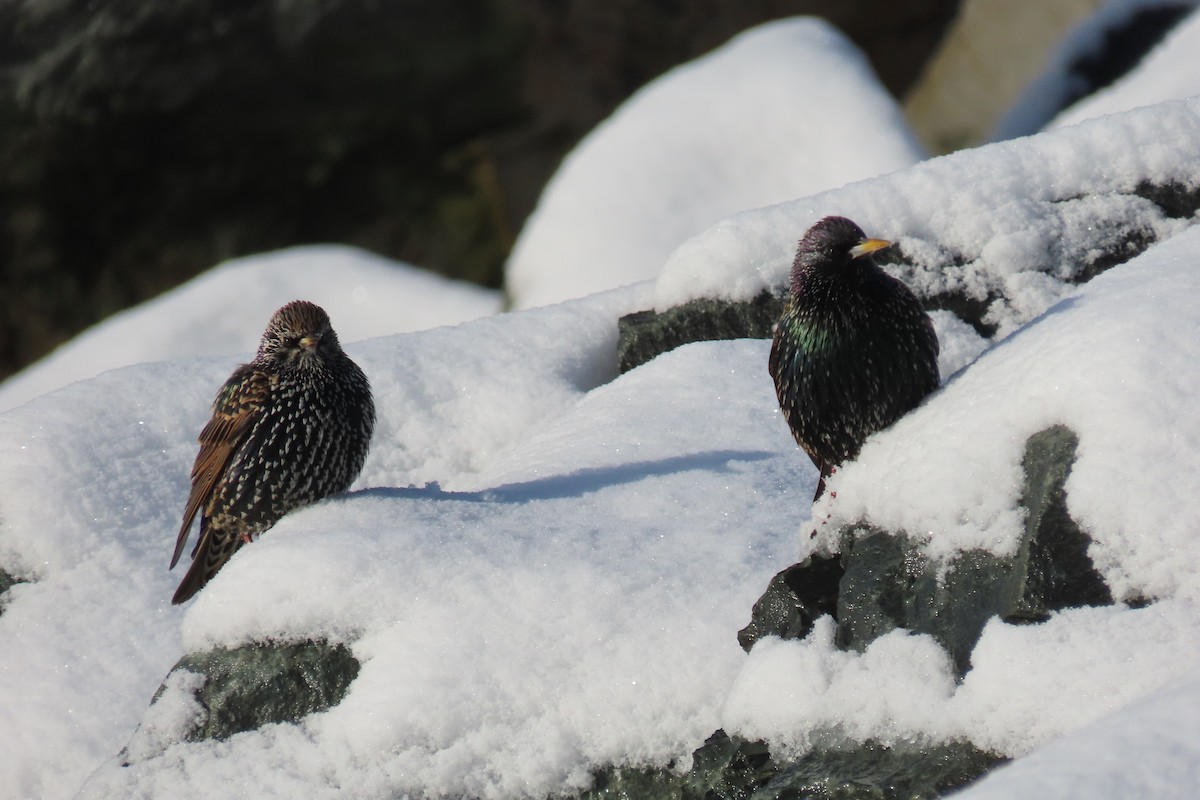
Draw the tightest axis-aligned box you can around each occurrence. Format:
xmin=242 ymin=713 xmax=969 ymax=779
xmin=505 ymin=17 xmax=924 ymax=311
xmin=0 ymin=245 xmax=501 ymax=412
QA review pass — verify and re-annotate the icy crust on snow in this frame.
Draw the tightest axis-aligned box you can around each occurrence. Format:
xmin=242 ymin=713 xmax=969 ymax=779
xmin=654 ymin=96 xmax=1200 ymax=335
xmin=0 ymin=244 xmax=501 ymax=413
xmin=505 ymin=17 xmax=924 ymax=311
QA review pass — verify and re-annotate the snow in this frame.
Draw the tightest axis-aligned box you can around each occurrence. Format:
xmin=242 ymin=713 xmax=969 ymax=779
xmin=951 ymin=672 xmax=1200 ymax=798
xmin=504 ymin=17 xmax=924 ymax=311
xmin=3 ymin=17 xmax=1200 ymax=800
xmin=0 ymin=304 xmax=807 ymax=800
xmin=0 ymin=245 xmax=501 ymax=413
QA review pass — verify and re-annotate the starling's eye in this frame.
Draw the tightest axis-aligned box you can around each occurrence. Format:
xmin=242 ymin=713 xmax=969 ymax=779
xmin=282 ymin=336 xmax=301 ymax=350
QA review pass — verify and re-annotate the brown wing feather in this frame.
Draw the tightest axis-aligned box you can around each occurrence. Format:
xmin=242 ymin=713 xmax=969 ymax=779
xmin=170 ymin=366 xmax=271 ymax=569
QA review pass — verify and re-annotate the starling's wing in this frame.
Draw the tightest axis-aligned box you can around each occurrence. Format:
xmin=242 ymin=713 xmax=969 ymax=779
xmin=767 ymin=324 xmax=784 ymax=384
xmin=170 ymin=365 xmax=270 ymax=570
xmin=171 ymin=524 xmax=245 ymax=604
xmin=769 ymin=322 xmax=826 ymax=475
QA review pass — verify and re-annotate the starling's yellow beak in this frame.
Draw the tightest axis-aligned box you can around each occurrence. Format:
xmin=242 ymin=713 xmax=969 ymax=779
xmin=849 ymin=238 xmax=892 ymax=259
xmin=298 ymin=334 xmax=320 ymax=350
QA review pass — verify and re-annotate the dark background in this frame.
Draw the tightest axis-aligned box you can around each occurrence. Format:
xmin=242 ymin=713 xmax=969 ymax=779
xmin=0 ymin=0 xmax=966 ymax=379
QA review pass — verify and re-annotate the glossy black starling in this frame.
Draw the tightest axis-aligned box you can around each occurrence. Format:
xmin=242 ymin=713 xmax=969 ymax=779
xmin=170 ymin=300 xmax=375 ymax=604
xmin=769 ymin=216 xmax=939 ymax=503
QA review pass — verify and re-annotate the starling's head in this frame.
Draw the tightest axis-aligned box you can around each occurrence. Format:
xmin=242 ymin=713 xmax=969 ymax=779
xmin=258 ymin=300 xmax=342 ymax=370
xmin=791 ymin=216 xmax=892 ymax=292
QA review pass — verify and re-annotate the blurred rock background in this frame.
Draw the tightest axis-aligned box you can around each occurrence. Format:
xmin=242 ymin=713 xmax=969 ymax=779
xmin=0 ymin=0 xmax=1187 ymax=381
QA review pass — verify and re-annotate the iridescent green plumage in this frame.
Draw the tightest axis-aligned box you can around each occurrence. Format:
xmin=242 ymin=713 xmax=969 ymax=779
xmin=769 ymin=216 xmax=939 ymax=502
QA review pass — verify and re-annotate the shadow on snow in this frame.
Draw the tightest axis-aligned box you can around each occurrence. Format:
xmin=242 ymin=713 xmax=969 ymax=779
xmin=357 ymin=449 xmax=776 ymax=505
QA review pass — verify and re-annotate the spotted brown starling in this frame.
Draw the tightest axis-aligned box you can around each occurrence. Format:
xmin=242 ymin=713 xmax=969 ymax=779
xmin=769 ymin=216 xmax=939 ymax=502
xmin=170 ymin=300 xmax=375 ymax=604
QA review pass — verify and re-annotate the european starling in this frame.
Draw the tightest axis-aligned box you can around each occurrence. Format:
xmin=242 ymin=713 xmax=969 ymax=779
xmin=170 ymin=300 xmax=375 ymax=604
xmin=769 ymin=216 xmax=939 ymax=503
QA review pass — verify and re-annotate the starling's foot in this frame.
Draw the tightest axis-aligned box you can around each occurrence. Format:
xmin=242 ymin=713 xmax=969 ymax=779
xmin=239 ymin=533 xmax=254 ymax=544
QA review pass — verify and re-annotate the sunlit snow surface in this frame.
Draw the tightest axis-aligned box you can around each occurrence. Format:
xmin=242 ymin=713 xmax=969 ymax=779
xmin=0 ymin=286 xmax=809 ymax=800
xmin=3 ymin=23 xmax=1200 ymax=800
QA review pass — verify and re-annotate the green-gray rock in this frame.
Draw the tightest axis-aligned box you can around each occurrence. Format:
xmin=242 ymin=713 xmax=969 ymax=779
xmin=835 ymin=532 xmax=1020 ymax=675
xmin=579 ymin=764 xmax=686 ymax=800
xmin=749 ymin=738 xmax=1006 ymax=800
xmin=682 ymin=730 xmax=780 ymax=800
xmin=742 ymin=425 xmax=1113 ymax=676
xmin=165 ymin=639 xmax=359 ymax=742
xmin=617 ymin=292 xmax=784 ymax=374
xmin=676 ymin=730 xmax=1005 ymax=800
xmin=738 ymin=554 xmax=843 ymax=653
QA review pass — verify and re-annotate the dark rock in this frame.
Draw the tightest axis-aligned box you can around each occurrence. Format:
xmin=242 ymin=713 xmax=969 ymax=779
xmin=1008 ymin=425 xmax=1113 ymax=620
xmin=682 ymin=729 xmax=780 ymax=800
xmin=163 ymin=639 xmax=359 ymax=741
xmin=835 ymin=531 xmax=1020 ymax=675
xmin=1062 ymin=5 xmax=1193 ymax=115
xmin=991 ymin=4 xmax=1194 ymax=138
xmin=0 ymin=567 xmax=27 ymax=615
xmin=752 ymin=738 xmax=1006 ymax=800
xmin=738 ymin=554 xmax=844 ymax=652
xmin=618 ymin=291 xmax=784 ymax=374
xmin=838 ymin=424 xmax=1114 ymax=671
xmin=1134 ymin=179 xmax=1200 ymax=221
xmin=579 ymin=763 xmax=684 ymax=800
xmin=0 ymin=0 xmax=529 ymax=377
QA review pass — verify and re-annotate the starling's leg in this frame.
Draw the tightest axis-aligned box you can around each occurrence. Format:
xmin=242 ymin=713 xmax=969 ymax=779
xmin=808 ymin=462 xmax=838 ymax=539
xmin=811 ymin=461 xmax=834 ymax=503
